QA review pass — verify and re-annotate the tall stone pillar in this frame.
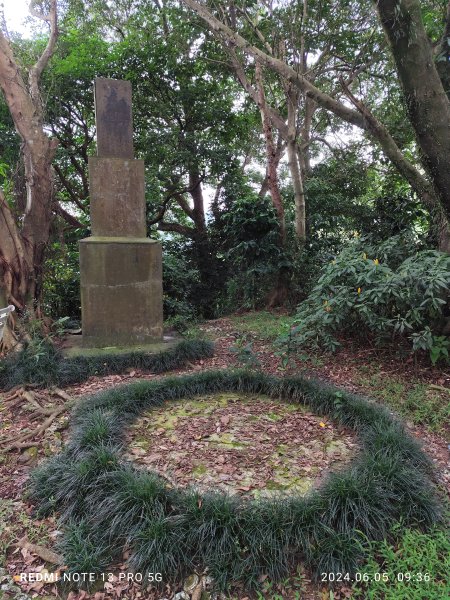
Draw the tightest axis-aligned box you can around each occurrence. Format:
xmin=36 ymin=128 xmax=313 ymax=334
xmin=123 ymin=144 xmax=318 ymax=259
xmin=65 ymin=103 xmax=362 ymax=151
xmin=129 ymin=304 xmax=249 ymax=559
xmin=79 ymin=78 xmax=163 ymax=348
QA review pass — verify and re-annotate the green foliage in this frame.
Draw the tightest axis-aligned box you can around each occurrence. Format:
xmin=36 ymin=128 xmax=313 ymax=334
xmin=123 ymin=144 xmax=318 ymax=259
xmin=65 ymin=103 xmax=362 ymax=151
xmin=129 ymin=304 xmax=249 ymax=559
xmin=229 ymin=311 xmax=293 ymax=342
xmin=290 ymin=235 xmax=450 ymax=360
xmin=43 ymin=231 xmax=85 ymax=320
xmin=230 ymin=337 xmax=261 ymax=369
xmin=60 ymin=519 xmax=113 ymax=582
xmin=0 ymin=339 xmax=214 ymax=390
xmin=1 ymin=337 xmax=61 ymax=388
xmin=213 ymin=189 xmax=291 ymax=313
xmin=353 ymin=525 xmax=450 ymax=599
xmin=0 ymin=98 xmax=20 ymax=170
xmin=29 ymin=371 xmax=442 ymax=592
xmin=162 ymin=245 xmax=201 ymax=330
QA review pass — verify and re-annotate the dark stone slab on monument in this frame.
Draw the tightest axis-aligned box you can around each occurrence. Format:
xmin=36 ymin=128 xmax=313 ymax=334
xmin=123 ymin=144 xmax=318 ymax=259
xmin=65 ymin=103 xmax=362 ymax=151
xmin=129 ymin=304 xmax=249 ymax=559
xmin=94 ymin=78 xmax=134 ymax=159
xmin=89 ymin=157 xmax=146 ymax=238
xmin=79 ymin=237 xmax=163 ymax=347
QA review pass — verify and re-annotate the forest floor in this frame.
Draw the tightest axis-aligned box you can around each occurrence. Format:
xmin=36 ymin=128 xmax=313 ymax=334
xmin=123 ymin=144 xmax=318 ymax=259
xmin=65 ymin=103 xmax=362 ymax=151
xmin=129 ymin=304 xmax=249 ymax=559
xmin=0 ymin=310 xmax=449 ymax=600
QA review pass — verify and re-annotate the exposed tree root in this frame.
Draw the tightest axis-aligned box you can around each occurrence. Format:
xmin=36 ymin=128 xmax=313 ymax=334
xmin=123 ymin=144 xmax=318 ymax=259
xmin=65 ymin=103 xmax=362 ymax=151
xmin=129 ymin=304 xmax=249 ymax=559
xmin=15 ymin=536 xmax=63 ymax=565
xmin=0 ymin=387 xmax=75 ymax=451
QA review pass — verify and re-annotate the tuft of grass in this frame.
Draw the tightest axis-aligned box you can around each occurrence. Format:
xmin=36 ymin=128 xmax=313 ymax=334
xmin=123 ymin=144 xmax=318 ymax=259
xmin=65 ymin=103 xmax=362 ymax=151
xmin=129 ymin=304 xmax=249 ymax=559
xmin=354 ymin=372 xmax=450 ymax=437
xmin=318 ymin=469 xmax=393 ymax=540
xmin=59 ymin=519 xmax=113 ymax=581
xmin=28 ymin=370 xmax=443 ymax=593
xmin=353 ymin=525 xmax=450 ymax=599
xmin=0 ymin=338 xmax=214 ymax=389
xmin=0 ymin=338 xmax=60 ymax=388
xmin=307 ymin=530 xmax=365 ymax=579
xmin=229 ymin=311 xmax=292 ymax=342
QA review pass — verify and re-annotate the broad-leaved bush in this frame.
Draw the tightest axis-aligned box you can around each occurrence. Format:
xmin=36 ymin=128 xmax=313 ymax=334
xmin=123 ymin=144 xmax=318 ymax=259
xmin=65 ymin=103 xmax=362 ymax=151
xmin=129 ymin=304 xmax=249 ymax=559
xmin=291 ymin=235 xmax=450 ymax=362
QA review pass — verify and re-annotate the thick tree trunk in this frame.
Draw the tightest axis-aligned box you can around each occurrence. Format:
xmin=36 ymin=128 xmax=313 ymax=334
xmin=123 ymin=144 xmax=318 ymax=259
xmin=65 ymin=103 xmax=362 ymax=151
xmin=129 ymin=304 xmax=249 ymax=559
xmin=189 ymin=171 xmax=219 ymax=317
xmin=0 ymin=1 xmax=58 ymax=330
xmin=375 ymin=0 xmax=450 ymax=216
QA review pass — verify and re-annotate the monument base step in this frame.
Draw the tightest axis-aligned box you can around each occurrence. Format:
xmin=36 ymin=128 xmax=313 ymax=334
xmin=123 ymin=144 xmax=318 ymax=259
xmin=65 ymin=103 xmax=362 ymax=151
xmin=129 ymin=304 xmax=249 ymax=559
xmin=79 ymin=236 xmax=163 ymax=347
xmin=61 ymin=334 xmax=179 ymax=359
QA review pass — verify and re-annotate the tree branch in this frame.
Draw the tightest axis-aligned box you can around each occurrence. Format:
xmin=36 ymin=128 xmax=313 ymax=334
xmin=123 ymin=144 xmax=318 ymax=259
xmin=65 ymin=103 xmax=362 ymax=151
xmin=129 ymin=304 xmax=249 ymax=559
xmin=158 ymin=221 xmax=196 ymax=237
xmin=53 ymin=203 xmax=86 ymax=229
xmin=181 ymin=0 xmax=367 ymax=129
xmin=340 ymin=78 xmax=444 ymax=220
xmin=53 ymin=164 xmax=88 ymax=213
xmin=28 ymin=0 xmax=58 ymax=109
xmin=227 ymin=45 xmax=289 ymax=138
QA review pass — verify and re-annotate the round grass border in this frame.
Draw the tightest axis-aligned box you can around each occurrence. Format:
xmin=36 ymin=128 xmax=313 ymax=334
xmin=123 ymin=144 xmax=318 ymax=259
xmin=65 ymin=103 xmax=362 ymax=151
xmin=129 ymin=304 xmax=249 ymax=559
xmin=29 ymin=369 xmax=443 ymax=592
xmin=0 ymin=338 xmax=214 ymax=389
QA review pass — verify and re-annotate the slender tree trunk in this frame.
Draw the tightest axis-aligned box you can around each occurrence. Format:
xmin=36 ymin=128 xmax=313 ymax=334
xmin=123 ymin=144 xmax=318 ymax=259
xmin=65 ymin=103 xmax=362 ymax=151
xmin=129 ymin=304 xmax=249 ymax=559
xmin=286 ymin=85 xmax=306 ymax=244
xmin=256 ymin=63 xmax=286 ymax=247
xmin=300 ymin=95 xmax=316 ymax=178
xmin=255 ymin=63 xmax=290 ymax=307
xmin=258 ymin=136 xmax=284 ymax=198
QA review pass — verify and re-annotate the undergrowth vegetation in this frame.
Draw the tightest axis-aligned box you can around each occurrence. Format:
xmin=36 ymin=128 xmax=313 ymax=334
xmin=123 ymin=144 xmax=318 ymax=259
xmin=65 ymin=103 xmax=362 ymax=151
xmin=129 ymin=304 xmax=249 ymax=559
xmin=29 ymin=370 xmax=443 ymax=593
xmin=229 ymin=311 xmax=292 ymax=342
xmin=290 ymin=235 xmax=450 ymax=362
xmin=354 ymin=371 xmax=450 ymax=436
xmin=353 ymin=524 xmax=450 ymax=599
xmin=0 ymin=338 xmax=214 ymax=389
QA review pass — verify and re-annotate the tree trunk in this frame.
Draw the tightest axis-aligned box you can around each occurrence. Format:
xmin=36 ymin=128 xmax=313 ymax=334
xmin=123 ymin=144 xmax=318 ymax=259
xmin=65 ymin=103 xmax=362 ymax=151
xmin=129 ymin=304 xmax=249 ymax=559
xmin=0 ymin=1 xmax=58 ymax=333
xmin=256 ymin=63 xmax=286 ymax=247
xmin=286 ymin=85 xmax=306 ymax=244
xmin=182 ymin=0 xmax=450 ymax=245
xmin=255 ymin=63 xmax=290 ymax=307
xmin=375 ymin=0 xmax=450 ymax=217
xmin=189 ymin=171 xmax=219 ymax=318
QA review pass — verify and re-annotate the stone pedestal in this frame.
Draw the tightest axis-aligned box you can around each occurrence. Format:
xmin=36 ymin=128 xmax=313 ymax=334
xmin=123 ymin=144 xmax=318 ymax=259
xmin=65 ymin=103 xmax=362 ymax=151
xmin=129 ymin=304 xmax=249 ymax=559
xmin=80 ymin=237 xmax=163 ymax=348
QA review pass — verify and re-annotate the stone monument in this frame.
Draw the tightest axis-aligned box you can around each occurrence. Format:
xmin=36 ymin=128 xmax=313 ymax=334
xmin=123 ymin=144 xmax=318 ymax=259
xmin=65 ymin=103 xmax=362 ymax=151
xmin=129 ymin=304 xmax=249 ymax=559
xmin=79 ymin=78 xmax=163 ymax=348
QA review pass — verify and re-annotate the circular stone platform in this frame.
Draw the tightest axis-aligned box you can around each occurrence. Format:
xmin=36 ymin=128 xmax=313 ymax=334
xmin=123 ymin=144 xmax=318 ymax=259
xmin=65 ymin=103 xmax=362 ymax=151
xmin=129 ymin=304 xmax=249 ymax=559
xmin=125 ymin=392 xmax=360 ymax=498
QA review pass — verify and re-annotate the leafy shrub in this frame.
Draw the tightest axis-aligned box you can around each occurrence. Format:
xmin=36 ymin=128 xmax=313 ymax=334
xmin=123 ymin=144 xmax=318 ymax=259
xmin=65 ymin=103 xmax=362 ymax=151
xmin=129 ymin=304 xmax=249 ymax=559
xmin=43 ymin=230 xmax=85 ymax=320
xmin=162 ymin=251 xmax=201 ymax=328
xmin=230 ymin=336 xmax=261 ymax=369
xmin=290 ymin=235 xmax=450 ymax=360
xmin=213 ymin=192 xmax=291 ymax=312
